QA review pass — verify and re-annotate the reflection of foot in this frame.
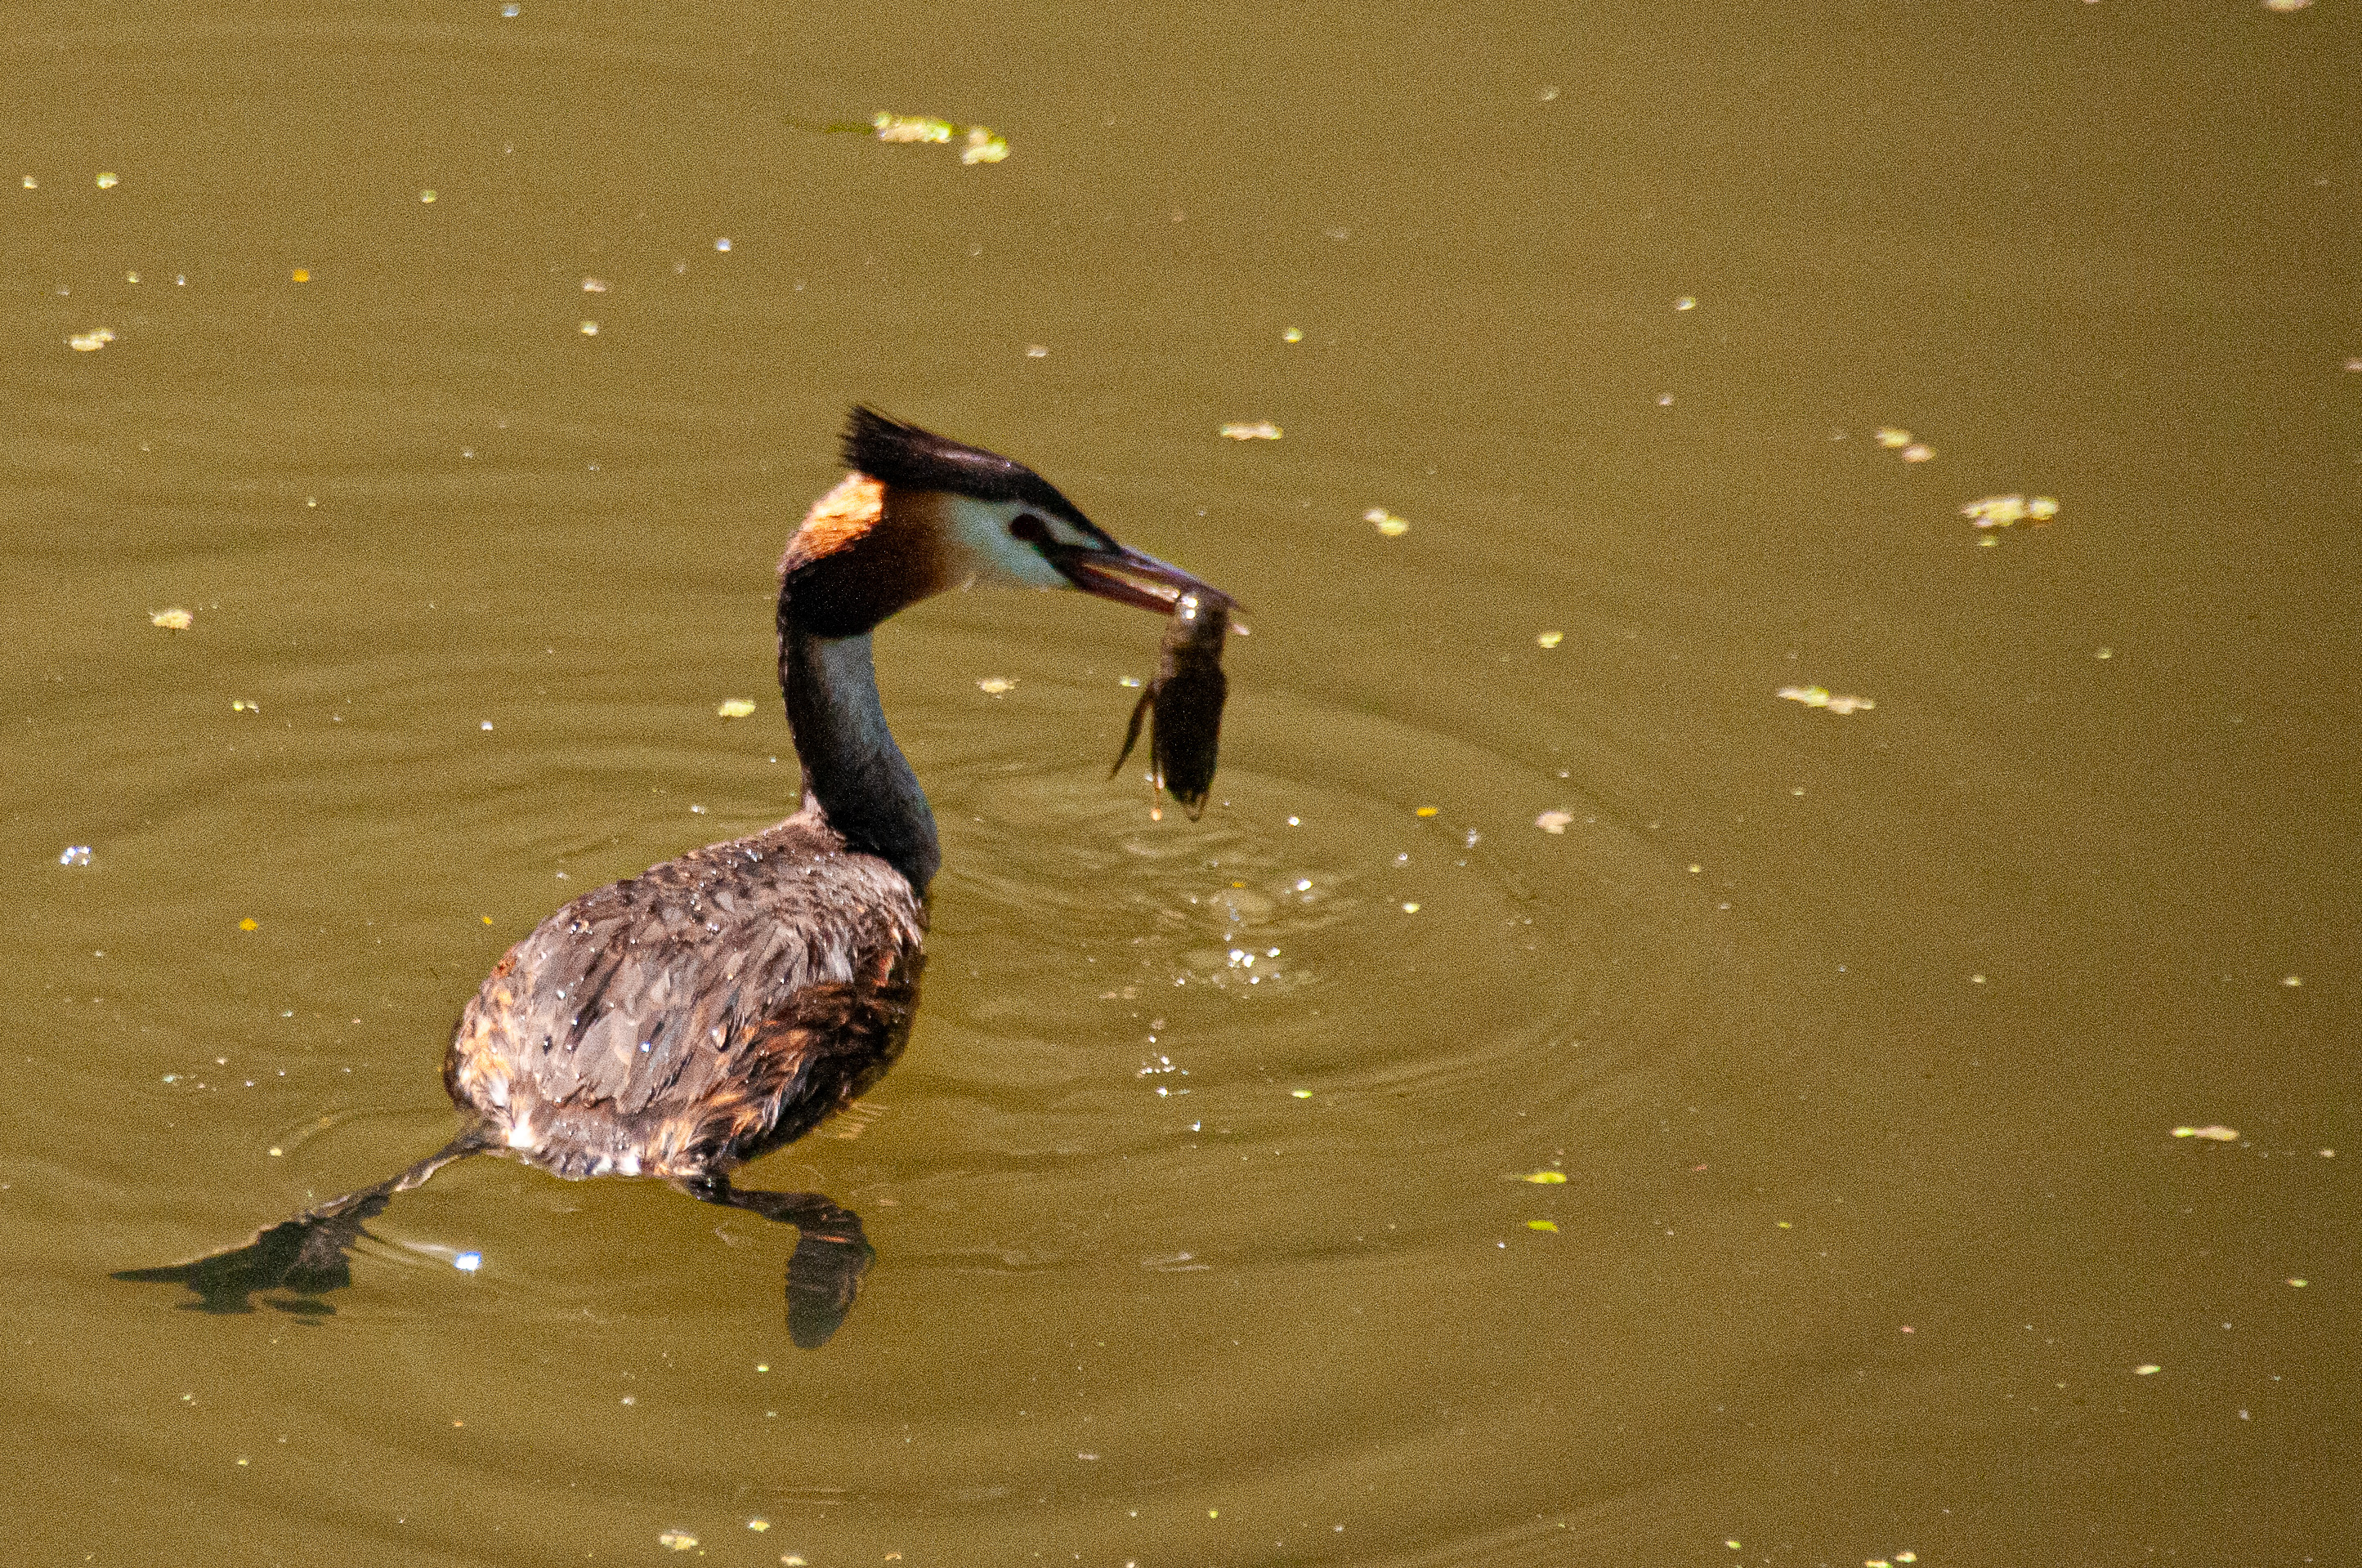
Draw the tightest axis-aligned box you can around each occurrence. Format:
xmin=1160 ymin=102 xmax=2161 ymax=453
xmin=683 ymin=1178 xmax=875 ymax=1348
xmin=112 ymin=1195 xmax=387 ymax=1316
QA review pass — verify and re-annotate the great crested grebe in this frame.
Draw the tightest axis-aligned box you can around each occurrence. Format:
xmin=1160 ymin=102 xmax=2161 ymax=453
xmin=119 ymin=407 xmax=1228 ymax=1346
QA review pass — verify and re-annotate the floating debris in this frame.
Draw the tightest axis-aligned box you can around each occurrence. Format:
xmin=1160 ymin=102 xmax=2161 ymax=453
xmin=59 ymin=846 xmax=92 ymax=867
xmin=230 ymin=699 xmax=260 ymax=713
xmin=1363 ymin=507 xmax=1409 ymax=536
xmin=1521 ymin=1170 xmax=1567 ymax=1185
xmin=1526 ymin=1219 xmax=1559 ymax=1232
xmin=68 ymin=327 xmax=116 ymax=352
xmin=1962 ymin=494 xmax=2059 ymax=530
xmin=1899 ymin=443 xmax=1935 ymax=463
xmin=581 ymin=277 xmax=608 ymax=293
xmin=452 ymin=1251 xmax=482 ymax=1272
xmin=1535 ymin=811 xmax=1574 ymax=834
xmin=1675 ymin=296 xmax=1698 ymax=311
xmin=1282 ymin=326 xmax=1304 ymax=342
xmin=2262 ymin=0 xmax=2312 ymax=11
xmin=150 ymin=606 xmax=194 ymax=631
xmin=291 ymin=268 xmax=311 ymax=283
xmin=1873 ymin=427 xmax=1913 ymax=449
xmin=657 ymin=1530 xmax=698 ymax=1551
xmin=715 ymin=698 xmax=758 ymax=719
xmin=2172 ymin=1124 xmax=2239 ymax=1141
xmin=419 ymin=189 xmax=437 ymax=203
xmin=1535 ymin=630 xmax=1563 ymax=649
xmin=874 ymin=113 xmax=954 ymax=144
xmin=578 ymin=321 xmax=599 ymax=336
xmin=977 ymin=677 xmax=1016 ymax=696
xmin=960 ymin=126 xmax=1009 ymax=165
xmin=1219 ymin=421 xmax=1282 ymax=441
xmin=1777 ymin=685 xmax=1876 ymax=714
xmin=2135 ymin=1364 xmax=2162 ymax=1375
xmin=96 ymin=171 xmax=120 ymax=190
xmin=239 ymin=918 xmax=258 ymax=931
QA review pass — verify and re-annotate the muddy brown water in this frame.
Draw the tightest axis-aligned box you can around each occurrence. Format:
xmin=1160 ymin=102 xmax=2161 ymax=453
xmin=5 ymin=3 xmax=2357 ymax=1563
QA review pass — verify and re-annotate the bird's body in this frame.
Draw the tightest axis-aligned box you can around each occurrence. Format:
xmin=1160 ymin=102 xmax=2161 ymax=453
xmin=119 ymin=408 xmax=1224 ymax=1344
xmin=445 ymin=811 xmax=924 ymax=1183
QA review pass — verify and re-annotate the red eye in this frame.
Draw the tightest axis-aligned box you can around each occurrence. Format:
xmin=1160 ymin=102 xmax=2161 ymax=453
xmin=1009 ymin=515 xmax=1049 ymax=544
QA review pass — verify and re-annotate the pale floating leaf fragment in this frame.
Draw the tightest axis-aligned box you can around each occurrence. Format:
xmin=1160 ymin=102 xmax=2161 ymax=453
xmin=1023 ymin=343 xmax=1048 ymax=358
xmin=1777 ymin=685 xmax=1874 ymax=713
xmin=960 ymin=126 xmax=1010 ymax=165
xmin=1363 ymin=507 xmax=1409 ymax=536
xmin=873 ymin=112 xmax=955 ymax=144
xmin=1526 ymin=1219 xmax=1559 ymax=1232
xmin=579 ymin=320 xmax=599 ymax=335
xmin=1522 ymin=1169 xmax=1567 ymax=1184
xmin=1400 ymin=901 xmax=1420 ymax=913
xmin=2136 ymin=1364 xmax=2162 ymax=1374
xmin=581 ymin=277 xmax=608 ymax=293
xmin=1899 ymin=443 xmax=1935 ymax=463
xmin=1962 ymin=494 xmax=2029 ymax=529
xmin=20 ymin=175 xmax=35 ymax=189
xmin=1873 ymin=427 xmax=1912 ymax=449
xmin=2288 ymin=1277 xmax=2307 ymax=1287
xmin=1291 ymin=1088 xmax=1313 ymax=1099
xmin=2172 ymin=1124 xmax=2239 ymax=1141
xmin=1219 ymin=421 xmax=1283 ymax=440
xmin=419 ymin=189 xmax=437 ymax=203
xmin=2282 ymin=974 xmax=2302 ymax=987
xmin=976 ymin=677 xmax=1016 ymax=696
xmin=1536 ymin=630 xmax=1563 ymax=649
xmin=230 ymin=699 xmax=259 ymax=713
xmin=745 ymin=1519 xmax=770 ymax=1532
xmin=150 ymin=606 xmax=194 ymax=631
xmin=1675 ymin=295 xmax=1698 ymax=310
xmin=1896 ymin=1556 xmax=1917 ymax=1565
xmin=1535 ymin=811 xmax=1574 ymax=834
xmin=2026 ymin=495 xmax=2060 ymax=521
xmin=96 ymin=171 xmax=120 ymax=189
xmin=658 ymin=1530 xmax=698 ymax=1551
xmin=1282 ymin=326 xmax=1304 ymax=342
xmin=716 ymin=698 xmax=758 ymax=719
xmin=714 ymin=236 xmax=731 ymax=251
xmin=2262 ymin=0 xmax=2311 ymax=11
xmin=68 ymin=327 xmax=116 ymax=352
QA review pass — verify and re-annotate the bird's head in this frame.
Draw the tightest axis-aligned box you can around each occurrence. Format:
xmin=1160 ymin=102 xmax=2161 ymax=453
xmin=780 ymin=407 xmax=1215 ymax=637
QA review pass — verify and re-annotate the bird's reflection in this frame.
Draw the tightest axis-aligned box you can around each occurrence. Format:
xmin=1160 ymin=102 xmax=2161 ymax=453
xmin=114 ymin=1145 xmax=878 ymax=1348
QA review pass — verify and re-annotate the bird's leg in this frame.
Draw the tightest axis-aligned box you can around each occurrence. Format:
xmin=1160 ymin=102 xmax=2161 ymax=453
xmin=681 ymin=1174 xmax=874 ymax=1349
xmin=114 ymin=1131 xmax=492 ymax=1316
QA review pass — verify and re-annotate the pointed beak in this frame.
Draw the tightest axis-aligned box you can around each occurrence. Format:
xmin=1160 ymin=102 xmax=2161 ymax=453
xmin=1046 ymin=539 xmax=1224 ymax=614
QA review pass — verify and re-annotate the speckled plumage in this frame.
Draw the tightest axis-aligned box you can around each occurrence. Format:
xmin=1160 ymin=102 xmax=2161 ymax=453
xmin=445 ymin=812 xmax=925 ymax=1181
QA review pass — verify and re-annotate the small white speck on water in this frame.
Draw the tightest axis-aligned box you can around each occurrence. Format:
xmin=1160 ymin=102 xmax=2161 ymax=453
xmin=480 ymin=720 xmax=494 ymax=730
xmin=453 ymin=1251 xmax=481 ymax=1272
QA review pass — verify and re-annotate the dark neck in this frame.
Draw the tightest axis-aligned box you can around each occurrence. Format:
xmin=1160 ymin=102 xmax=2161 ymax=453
xmin=776 ymin=610 xmax=939 ymax=896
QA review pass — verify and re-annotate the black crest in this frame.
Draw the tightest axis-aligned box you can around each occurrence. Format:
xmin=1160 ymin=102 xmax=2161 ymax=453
xmin=841 ymin=407 xmax=1103 ymax=535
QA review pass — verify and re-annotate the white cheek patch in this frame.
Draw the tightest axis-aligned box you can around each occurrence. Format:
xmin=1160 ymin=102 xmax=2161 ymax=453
xmin=941 ymin=496 xmax=1072 ymax=589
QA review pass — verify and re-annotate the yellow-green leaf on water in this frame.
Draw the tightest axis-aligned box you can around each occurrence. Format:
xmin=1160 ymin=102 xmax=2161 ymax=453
xmin=1536 ymin=630 xmax=1563 ymax=649
xmin=1290 ymin=1088 xmax=1313 ymax=1099
xmin=873 ymin=113 xmax=953 ymax=144
xmin=1526 ymin=1219 xmax=1559 ymax=1233
xmin=960 ymin=126 xmax=1009 ymax=165
xmin=1873 ymin=427 xmax=1912 ymax=449
xmin=1363 ymin=507 xmax=1409 ymax=536
xmin=1220 ymin=421 xmax=1282 ymax=441
xmin=716 ymin=698 xmax=757 ymax=719
xmin=1522 ymin=1170 xmax=1566 ymax=1184
xmin=150 ymin=607 xmax=193 ymax=631
xmin=657 ymin=1529 xmax=698 ymax=1550
xmin=2172 ymin=1124 xmax=2238 ymax=1141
